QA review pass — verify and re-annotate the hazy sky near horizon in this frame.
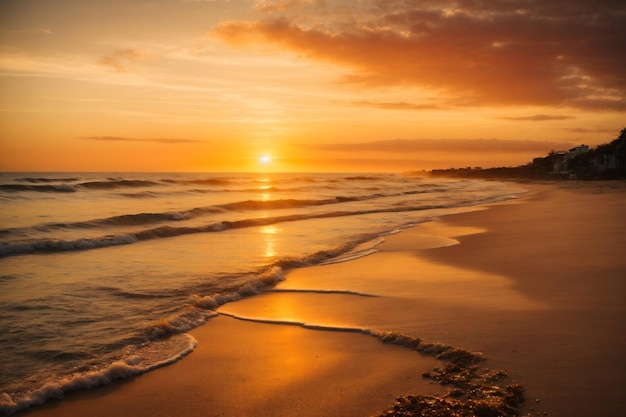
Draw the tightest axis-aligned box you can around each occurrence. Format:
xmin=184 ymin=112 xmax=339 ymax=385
xmin=1 ymin=0 xmax=624 ymax=172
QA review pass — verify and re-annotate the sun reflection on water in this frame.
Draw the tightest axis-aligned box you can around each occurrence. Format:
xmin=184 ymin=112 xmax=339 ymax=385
xmin=261 ymin=225 xmax=278 ymax=258
xmin=258 ymin=177 xmax=272 ymax=201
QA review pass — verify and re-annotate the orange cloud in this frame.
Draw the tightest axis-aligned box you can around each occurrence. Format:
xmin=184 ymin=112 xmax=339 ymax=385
xmin=564 ymin=127 xmax=618 ymax=134
xmin=80 ymin=136 xmax=204 ymax=144
xmin=304 ymin=138 xmax=575 ymax=154
xmin=99 ymin=48 xmax=148 ymax=73
xmin=350 ymin=100 xmax=445 ymax=111
xmin=499 ymin=114 xmax=575 ymax=121
xmin=212 ymin=0 xmax=626 ymax=110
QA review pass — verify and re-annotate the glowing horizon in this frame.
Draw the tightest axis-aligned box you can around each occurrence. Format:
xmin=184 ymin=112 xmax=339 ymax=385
xmin=1 ymin=0 xmax=624 ymax=173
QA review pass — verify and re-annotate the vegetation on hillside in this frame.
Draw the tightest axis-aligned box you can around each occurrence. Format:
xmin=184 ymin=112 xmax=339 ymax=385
xmin=429 ymin=128 xmax=626 ymax=180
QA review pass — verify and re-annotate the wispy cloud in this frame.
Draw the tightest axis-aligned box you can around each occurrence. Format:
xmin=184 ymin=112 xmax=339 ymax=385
xmin=564 ymin=127 xmax=619 ymax=134
xmin=80 ymin=136 xmax=204 ymax=144
xmin=350 ymin=100 xmax=445 ymax=111
xmin=99 ymin=48 xmax=149 ymax=73
xmin=499 ymin=114 xmax=576 ymax=121
xmin=305 ymin=138 xmax=575 ymax=154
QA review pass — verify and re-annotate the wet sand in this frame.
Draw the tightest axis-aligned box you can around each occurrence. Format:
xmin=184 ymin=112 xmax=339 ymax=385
xmin=20 ymin=181 xmax=626 ymax=417
xmin=413 ymin=181 xmax=626 ymax=416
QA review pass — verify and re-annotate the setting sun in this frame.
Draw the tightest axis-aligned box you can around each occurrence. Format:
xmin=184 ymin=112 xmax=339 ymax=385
xmin=259 ymin=154 xmax=271 ymax=165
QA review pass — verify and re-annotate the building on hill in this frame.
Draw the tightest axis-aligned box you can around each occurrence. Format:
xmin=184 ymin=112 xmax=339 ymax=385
xmin=549 ymin=145 xmax=590 ymax=175
xmin=552 ymin=151 xmax=569 ymax=175
xmin=568 ymin=144 xmax=589 ymax=156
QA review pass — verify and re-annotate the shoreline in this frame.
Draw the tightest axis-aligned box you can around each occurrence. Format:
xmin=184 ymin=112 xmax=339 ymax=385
xmin=17 ymin=181 xmax=626 ymax=417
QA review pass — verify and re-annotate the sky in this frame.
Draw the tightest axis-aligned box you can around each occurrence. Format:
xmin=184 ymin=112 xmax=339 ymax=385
xmin=1 ymin=0 xmax=625 ymax=173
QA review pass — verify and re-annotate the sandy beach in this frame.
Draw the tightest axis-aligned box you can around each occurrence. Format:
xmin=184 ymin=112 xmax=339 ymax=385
xmin=19 ymin=181 xmax=626 ymax=417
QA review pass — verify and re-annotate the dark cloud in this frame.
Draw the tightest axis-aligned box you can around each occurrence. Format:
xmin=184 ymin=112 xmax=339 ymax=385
xmin=305 ymin=138 xmax=575 ymax=154
xmin=81 ymin=136 xmax=203 ymax=144
xmin=564 ymin=127 xmax=619 ymax=134
xmin=212 ymin=0 xmax=626 ymax=110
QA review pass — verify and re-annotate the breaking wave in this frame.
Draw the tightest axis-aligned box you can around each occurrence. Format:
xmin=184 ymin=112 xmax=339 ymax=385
xmin=0 ymin=184 xmax=77 ymax=193
xmin=77 ymin=180 xmax=161 ymax=189
xmin=14 ymin=177 xmax=80 ymax=183
xmin=0 ymin=334 xmax=198 ymax=416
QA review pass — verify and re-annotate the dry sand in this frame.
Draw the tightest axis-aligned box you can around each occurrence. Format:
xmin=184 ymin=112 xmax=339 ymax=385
xmin=20 ymin=181 xmax=626 ymax=417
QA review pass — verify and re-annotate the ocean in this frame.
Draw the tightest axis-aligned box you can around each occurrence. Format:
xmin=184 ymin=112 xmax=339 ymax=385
xmin=0 ymin=172 xmax=522 ymax=415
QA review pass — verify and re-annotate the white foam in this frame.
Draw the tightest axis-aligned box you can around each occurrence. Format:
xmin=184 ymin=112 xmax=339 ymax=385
xmin=190 ymin=267 xmax=286 ymax=312
xmin=193 ymin=294 xmax=219 ymax=309
xmin=258 ymin=265 xmax=286 ymax=284
xmin=218 ymin=311 xmax=372 ymax=335
xmin=319 ymin=237 xmax=385 ymax=265
xmin=0 ymin=334 xmax=197 ymax=415
xmin=264 ymin=288 xmax=378 ymax=298
xmin=151 ymin=309 xmax=216 ymax=337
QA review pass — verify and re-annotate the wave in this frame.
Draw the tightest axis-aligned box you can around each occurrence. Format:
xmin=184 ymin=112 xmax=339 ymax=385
xmin=162 ymin=178 xmax=234 ymax=186
xmin=0 ymin=179 xmax=162 ymax=193
xmin=216 ymin=196 xmax=360 ymax=211
xmin=100 ymin=211 xmax=189 ymax=226
xmin=0 ymin=181 xmax=519 ymax=258
xmin=0 ymin=234 xmax=138 ymax=257
xmin=342 ymin=175 xmax=386 ymax=181
xmin=0 ymin=211 xmax=193 ymax=238
xmin=108 ymin=186 xmax=313 ymax=200
xmin=0 ymin=207 xmax=395 ymax=259
xmin=118 ymin=191 xmax=161 ymax=199
xmin=77 ymin=180 xmax=161 ymax=189
xmin=0 ymin=193 xmax=381 ymax=238
xmin=0 ymin=202 xmax=442 ymax=257
xmin=0 ymin=184 xmax=77 ymax=193
xmin=97 ymin=286 xmax=174 ymax=300
xmin=0 ymin=334 xmax=198 ymax=416
xmin=0 ymin=265 xmax=287 ymax=416
xmin=14 ymin=177 xmax=80 ymax=183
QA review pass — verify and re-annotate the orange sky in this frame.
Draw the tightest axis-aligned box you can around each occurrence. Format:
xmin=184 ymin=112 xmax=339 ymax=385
xmin=1 ymin=0 xmax=624 ymax=172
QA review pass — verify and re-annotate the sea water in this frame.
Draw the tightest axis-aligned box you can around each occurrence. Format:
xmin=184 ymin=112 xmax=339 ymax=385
xmin=0 ymin=172 xmax=521 ymax=414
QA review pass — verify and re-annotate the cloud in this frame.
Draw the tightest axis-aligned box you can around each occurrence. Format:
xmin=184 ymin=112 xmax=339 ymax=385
xmin=350 ymin=100 xmax=445 ymax=110
xmin=212 ymin=0 xmax=626 ymax=110
xmin=499 ymin=114 xmax=576 ymax=121
xmin=81 ymin=136 xmax=203 ymax=144
xmin=564 ymin=127 xmax=619 ymax=134
xmin=254 ymin=0 xmax=313 ymax=13
xmin=305 ymin=138 xmax=575 ymax=154
xmin=99 ymin=49 xmax=148 ymax=73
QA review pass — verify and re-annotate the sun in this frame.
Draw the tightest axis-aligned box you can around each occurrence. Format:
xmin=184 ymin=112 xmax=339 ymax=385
xmin=259 ymin=154 xmax=271 ymax=165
